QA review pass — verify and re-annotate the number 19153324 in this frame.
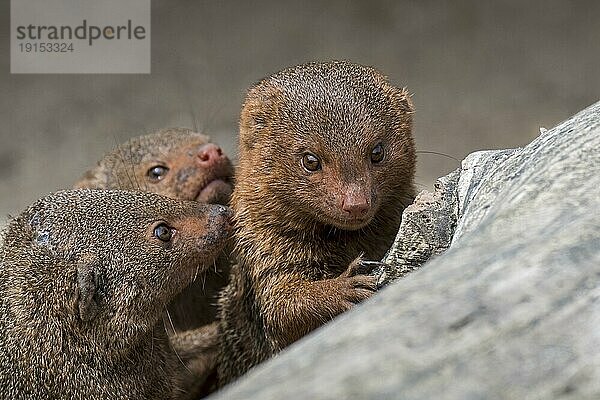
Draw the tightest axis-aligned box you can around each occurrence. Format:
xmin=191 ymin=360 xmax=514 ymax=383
xmin=18 ymin=42 xmax=74 ymax=52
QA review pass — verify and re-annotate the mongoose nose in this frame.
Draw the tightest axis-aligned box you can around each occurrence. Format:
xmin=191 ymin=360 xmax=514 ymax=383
xmin=210 ymin=204 xmax=233 ymax=218
xmin=197 ymin=143 xmax=224 ymax=166
xmin=341 ymin=195 xmax=370 ymax=218
xmin=207 ymin=204 xmax=234 ymax=231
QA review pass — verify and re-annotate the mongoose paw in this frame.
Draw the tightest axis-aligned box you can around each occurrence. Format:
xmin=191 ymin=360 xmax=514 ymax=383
xmin=334 ymin=256 xmax=379 ymax=311
xmin=335 ymin=275 xmax=378 ymax=311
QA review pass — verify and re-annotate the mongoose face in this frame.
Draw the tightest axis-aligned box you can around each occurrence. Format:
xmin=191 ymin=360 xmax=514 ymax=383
xmin=0 ymin=190 xmax=232 ymax=344
xmin=75 ymin=128 xmax=234 ymax=205
xmin=238 ymin=61 xmax=415 ymax=231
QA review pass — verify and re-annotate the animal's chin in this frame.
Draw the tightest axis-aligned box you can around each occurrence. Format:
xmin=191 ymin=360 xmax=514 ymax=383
xmin=319 ymin=212 xmax=373 ymax=231
xmin=333 ymin=219 xmax=370 ymax=231
xmin=195 ymin=179 xmax=233 ymax=204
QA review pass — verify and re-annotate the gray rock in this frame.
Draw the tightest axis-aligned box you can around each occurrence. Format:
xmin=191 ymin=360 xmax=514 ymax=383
xmin=209 ymin=101 xmax=600 ymax=400
xmin=376 ymin=168 xmax=459 ymax=287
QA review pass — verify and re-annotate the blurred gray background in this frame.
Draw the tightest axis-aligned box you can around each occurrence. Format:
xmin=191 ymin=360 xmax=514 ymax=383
xmin=1 ymin=0 xmax=599 ymax=224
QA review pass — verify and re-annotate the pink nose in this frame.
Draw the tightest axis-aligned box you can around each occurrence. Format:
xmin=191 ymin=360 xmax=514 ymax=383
xmin=342 ymin=194 xmax=370 ymax=218
xmin=197 ymin=143 xmax=224 ymax=166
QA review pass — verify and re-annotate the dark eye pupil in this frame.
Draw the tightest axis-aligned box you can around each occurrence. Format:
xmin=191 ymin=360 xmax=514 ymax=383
xmin=302 ymin=153 xmax=321 ymax=172
xmin=154 ymin=224 xmax=172 ymax=242
xmin=148 ymin=166 xmax=168 ymax=180
xmin=371 ymin=144 xmax=384 ymax=163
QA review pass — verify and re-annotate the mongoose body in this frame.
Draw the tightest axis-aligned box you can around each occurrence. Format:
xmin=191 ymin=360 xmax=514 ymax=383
xmin=217 ymin=61 xmax=416 ymax=384
xmin=75 ymin=128 xmax=234 ymax=332
xmin=0 ymin=189 xmax=231 ymax=399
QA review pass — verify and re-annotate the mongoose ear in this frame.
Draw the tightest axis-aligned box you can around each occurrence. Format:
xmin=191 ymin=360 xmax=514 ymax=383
xmin=73 ymin=165 xmax=107 ymax=189
xmin=76 ymin=256 xmax=100 ymax=322
xmin=239 ymin=84 xmax=282 ymax=151
xmin=389 ymin=86 xmax=414 ymax=115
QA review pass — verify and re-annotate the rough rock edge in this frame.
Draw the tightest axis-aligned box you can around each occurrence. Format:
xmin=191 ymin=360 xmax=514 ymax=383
xmin=377 ymin=101 xmax=594 ymax=285
xmin=376 ymin=169 xmax=459 ymax=287
xmin=376 ymin=147 xmax=517 ymax=286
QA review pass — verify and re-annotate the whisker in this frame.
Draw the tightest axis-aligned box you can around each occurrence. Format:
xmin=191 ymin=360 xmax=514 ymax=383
xmin=169 ymin=332 xmax=193 ymax=375
xmin=164 ymin=307 xmax=177 ymax=336
xmin=416 ymin=150 xmax=460 ymax=164
xmin=126 ymin=143 xmax=143 ymax=191
xmin=115 ymin=144 xmax=137 ymax=191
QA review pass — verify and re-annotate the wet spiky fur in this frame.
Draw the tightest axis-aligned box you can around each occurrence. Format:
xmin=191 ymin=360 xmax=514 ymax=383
xmin=0 ymin=190 xmax=231 ymax=399
xmin=217 ymin=61 xmax=416 ymax=385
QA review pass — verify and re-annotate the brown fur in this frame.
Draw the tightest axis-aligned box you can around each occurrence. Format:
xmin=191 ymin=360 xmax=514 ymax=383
xmin=217 ymin=61 xmax=416 ymax=385
xmin=170 ymin=322 xmax=221 ymax=397
xmin=0 ymin=189 xmax=231 ymax=399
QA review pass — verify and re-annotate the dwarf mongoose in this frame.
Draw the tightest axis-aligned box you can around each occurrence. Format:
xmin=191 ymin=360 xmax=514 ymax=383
xmin=217 ymin=61 xmax=416 ymax=384
xmin=0 ymin=189 xmax=231 ymax=399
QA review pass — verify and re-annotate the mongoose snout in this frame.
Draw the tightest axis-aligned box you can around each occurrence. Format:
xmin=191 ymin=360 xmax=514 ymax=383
xmin=192 ymin=204 xmax=233 ymax=249
xmin=161 ymin=202 xmax=232 ymax=272
xmin=339 ymin=183 xmax=372 ymax=225
xmin=196 ymin=142 xmax=225 ymax=166
xmin=189 ymin=142 xmax=232 ymax=204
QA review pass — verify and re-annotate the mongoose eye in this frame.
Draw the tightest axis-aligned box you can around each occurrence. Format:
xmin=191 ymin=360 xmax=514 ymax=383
xmin=147 ymin=165 xmax=169 ymax=182
xmin=153 ymin=223 xmax=174 ymax=242
xmin=371 ymin=143 xmax=385 ymax=163
xmin=301 ymin=153 xmax=322 ymax=172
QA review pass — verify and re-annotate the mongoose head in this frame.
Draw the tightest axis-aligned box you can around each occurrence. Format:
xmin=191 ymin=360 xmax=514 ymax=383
xmin=0 ymin=189 xmax=232 ymax=348
xmin=75 ymin=128 xmax=234 ymax=205
xmin=236 ymin=61 xmax=415 ymax=231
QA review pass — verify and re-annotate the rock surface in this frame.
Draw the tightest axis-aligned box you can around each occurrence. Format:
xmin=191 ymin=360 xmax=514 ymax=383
xmin=376 ymin=168 xmax=459 ymax=287
xmin=209 ymin=101 xmax=600 ymax=399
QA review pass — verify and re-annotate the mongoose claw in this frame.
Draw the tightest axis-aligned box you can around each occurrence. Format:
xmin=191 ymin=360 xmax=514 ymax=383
xmin=359 ymin=260 xmax=387 ymax=270
xmin=344 ymin=256 xmax=386 ymax=277
xmin=334 ymin=273 xmax=378 ymax=309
